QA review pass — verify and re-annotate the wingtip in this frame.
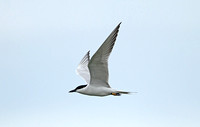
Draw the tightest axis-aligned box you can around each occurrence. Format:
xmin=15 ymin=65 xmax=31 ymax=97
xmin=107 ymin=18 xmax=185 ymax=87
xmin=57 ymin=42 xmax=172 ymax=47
xmin=115 ymin=22 xmax=122 ymax=29
xmin=87 ymin=50 xmax=90 ymax=60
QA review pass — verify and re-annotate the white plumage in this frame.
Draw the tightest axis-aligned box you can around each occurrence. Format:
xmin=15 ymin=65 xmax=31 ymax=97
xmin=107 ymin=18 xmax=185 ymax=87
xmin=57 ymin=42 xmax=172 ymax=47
xmin=69 ymin=22 xmax=129 ymax=96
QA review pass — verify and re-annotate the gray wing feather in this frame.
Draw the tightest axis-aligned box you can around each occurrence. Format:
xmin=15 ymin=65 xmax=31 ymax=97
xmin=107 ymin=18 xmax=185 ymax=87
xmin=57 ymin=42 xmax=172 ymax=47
xmin=76 ymin=51 xmax=90 ymax=84
xmin=88 ymin=23 xmax=121 ymax=87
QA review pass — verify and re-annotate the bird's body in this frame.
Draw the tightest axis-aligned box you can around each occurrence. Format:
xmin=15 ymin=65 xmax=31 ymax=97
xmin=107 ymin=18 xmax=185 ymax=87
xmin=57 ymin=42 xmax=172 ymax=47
xmin=77 ymin=85 xmax=117 ymax=96
xmin=69 ymin=22 xmax=130 ymax=97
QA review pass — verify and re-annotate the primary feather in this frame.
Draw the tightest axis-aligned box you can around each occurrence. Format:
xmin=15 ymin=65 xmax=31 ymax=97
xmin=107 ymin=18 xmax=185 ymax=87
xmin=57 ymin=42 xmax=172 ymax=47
xmin=88 ymin=22 xmax=121 ymax=87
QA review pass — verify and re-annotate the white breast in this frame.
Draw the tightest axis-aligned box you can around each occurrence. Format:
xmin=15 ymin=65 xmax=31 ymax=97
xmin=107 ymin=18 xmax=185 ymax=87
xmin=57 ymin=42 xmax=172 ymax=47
xmin=77 ymin=85 xmax=116 ymax=96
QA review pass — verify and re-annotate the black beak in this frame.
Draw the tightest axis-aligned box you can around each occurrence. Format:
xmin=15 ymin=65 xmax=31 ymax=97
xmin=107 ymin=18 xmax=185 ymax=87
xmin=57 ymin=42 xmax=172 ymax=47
xmin=69 ymin=89 xmax=76 ymax=93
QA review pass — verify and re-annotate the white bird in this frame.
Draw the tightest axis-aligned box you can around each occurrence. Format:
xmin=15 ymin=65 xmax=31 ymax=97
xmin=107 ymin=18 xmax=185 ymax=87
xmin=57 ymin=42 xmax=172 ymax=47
xmin=69 ymin=22 xmax=130 ymax=96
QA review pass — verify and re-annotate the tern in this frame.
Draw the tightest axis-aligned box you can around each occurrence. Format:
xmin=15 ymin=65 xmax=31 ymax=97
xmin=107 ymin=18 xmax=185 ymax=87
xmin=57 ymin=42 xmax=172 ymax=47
xmin=69 ymin=22 xmax=130 ymax=96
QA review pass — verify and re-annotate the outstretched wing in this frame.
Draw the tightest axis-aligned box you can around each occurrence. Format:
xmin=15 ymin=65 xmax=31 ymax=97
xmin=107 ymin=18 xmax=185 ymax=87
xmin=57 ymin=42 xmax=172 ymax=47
xmin=88 ymin=22 xmax=121 ymax=87
xmin=76 ymin=51 xmax=90 ymax=84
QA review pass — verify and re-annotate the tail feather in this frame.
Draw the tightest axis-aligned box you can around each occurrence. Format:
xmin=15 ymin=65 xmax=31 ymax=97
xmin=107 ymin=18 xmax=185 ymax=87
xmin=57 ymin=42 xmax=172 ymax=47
xmin=116 ymin=91 xmax=130 ymax=94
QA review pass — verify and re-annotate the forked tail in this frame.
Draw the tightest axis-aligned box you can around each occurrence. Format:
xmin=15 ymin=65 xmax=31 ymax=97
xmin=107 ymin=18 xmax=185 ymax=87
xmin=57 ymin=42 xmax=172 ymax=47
xmin=110 ymin=91 xmax=130 ymax=96
xmin=116 ymin=91 xmax=130 ymax=94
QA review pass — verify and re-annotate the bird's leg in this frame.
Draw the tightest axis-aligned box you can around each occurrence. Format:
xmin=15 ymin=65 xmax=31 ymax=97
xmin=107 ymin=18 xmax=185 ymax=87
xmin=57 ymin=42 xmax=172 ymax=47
xmin=111 ymin=93 xmax=121 ymax=96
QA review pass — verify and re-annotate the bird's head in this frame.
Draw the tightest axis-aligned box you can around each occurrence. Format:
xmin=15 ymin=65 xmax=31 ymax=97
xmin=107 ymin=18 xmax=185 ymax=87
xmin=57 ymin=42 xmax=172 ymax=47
xmin=69 ymin=84 xmax=87 ymax=93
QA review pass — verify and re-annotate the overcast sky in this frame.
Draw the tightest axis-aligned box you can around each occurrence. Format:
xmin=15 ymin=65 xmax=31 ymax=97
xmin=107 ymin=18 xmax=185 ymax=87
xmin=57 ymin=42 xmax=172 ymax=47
xmin=0 ymin=0 xmax=200 ymax=127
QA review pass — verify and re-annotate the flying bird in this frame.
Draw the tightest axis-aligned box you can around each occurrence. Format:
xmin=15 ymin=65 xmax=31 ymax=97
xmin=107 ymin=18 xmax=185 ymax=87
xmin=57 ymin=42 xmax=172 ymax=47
xmin=69 ymin=22 xmax=129 ymax=96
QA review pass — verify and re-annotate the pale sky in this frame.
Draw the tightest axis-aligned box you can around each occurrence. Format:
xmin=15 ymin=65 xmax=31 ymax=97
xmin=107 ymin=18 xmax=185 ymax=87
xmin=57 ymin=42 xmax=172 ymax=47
xmin=0 ymin=0 xmax=200 ymax=127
